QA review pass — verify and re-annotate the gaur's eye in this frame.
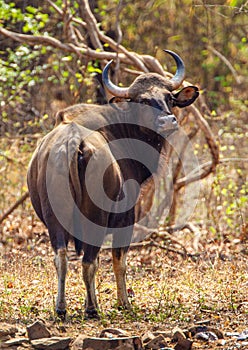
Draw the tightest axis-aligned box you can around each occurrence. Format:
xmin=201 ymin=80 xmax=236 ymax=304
xmin=166 ymin=95 xmax=176 ymax=108
xmin=141 ymin=99 xmax=150 ymax=106
xmin=171 ymin=96 xmax=177 ymax=106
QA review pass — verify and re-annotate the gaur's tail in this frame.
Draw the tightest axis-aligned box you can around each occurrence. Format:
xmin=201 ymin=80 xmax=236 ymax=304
xmin=66 ymin=122 xmax=92 ymax=255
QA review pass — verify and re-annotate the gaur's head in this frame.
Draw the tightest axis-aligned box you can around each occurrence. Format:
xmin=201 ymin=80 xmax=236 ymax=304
xmin=103 ymin=50 xmax=199 ymax=136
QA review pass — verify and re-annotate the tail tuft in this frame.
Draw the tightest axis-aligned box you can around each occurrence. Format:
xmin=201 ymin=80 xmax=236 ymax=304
xmin=74 ymin=236 xmax=83 ymax=255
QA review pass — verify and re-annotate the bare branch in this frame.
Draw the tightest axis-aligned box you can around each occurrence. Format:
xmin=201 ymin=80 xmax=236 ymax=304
xmin=0 ymin=24 xmax=162 ymax=73
xmin=141 ymin=54 xmax=166 ymax=75
xmin=172 ymin=125 xmax=199 ymax=184
xmin=207 ymin=45 xmax=241 ymax=84
xmin=46 ymin=1 xmax=159 ymax=73
xmin=0 ymin=191 xmax=29 ymax=224
xmin=47 ymin=0 xmax=87 ymax=27
xmin=0 ymin=26 xmax=79 ymax=53
xmin=174 ymin=104 xmax=219 ymax=190
xmin=189 ymin=157 xmax=248 ymax=174
xmin=47 ymin=0 xmax=63 ymax=16
xmin=115 ymin=0 xmax=124 ymax=46
xmin=0 ymin=26 xmax=134 ymax=63
xmin=79 ymin=0 xmax=103 ymax=50
xmin=73 ymin=0 xmax=149 ymax=71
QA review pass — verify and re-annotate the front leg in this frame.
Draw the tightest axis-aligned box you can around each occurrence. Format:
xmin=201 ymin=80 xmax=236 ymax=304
xmin=112 ymin=246 xmax=130 ymax=309
xmin=110 ymin=209 xmax=134 ymax=310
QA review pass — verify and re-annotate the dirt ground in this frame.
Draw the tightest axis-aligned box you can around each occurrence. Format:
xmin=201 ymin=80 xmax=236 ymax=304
xmin=1 ymin=222 xmax=248 ymax=349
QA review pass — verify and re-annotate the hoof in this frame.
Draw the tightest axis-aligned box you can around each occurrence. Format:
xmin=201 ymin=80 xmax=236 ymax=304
xmin=84 ymin=308 xmax=100 ymax=320
xmin=117 ymin=301 xmax=131 ymax=311
xmin=56 ymin=309 xmax=66 ymax=320
xmin=117 ymin=305 xmax=131 ymax=311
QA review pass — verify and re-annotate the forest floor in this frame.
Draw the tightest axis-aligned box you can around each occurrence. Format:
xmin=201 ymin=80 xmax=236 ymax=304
xmin=1 ymin=218 xmax=248 ymax=349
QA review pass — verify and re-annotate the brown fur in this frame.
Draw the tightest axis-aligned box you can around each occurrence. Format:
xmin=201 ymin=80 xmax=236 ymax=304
xmin=27 ymin=69 xmax=199 ymax=318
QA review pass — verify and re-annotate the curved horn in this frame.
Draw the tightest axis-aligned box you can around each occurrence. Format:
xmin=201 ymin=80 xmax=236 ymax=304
xmin=164 ymin=50 xmax=185 ymax=90
xmin=102 ymin=60 xmax=130 ymax=98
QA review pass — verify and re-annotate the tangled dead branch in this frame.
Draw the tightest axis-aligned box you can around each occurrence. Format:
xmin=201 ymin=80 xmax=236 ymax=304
xmin=0 ymin=0 xmax=219 ymax=229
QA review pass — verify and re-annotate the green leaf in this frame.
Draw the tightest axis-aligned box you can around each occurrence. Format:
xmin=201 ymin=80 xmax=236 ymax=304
xmin=87 ymin=65 xmax=102 ymax=74
xmin=229 ymin=0 xmax=238 ymax=6
xmin=62 ymin=56 xmax=73 ymax=62
xmin=209 ymin=226 xmax=216 ymax=234
xmin=26 ymin=6 xmax=38 ymax=15
xmin=62 ymin=70 xmax=69 ymax=78
xmin=239 ymin=196 xmax=247 ymax=204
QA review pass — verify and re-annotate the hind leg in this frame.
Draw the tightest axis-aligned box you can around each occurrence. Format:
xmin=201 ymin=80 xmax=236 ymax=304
xmin=82 ymin=244 xmax=101 ymax=318
xmin=54 ymin=247 xmax=68 ymax=316
xmin=48 ymin=223 xmax=69 ymax=317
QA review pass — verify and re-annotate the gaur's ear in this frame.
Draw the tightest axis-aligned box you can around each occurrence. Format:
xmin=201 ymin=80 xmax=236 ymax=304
xmin=55 ymin=110 xmax=71 ymax=126
xmin=173 ymin=86 xmax=199 ymax=108
xmin=109 ymin=96 xmax=125 ymax=104
xmin=109 ymin=96 xmax=131 ymax=112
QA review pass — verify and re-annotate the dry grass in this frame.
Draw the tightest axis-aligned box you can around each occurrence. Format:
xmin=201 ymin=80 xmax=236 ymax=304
xmin=0 ymin=137 xmax=248 ymax=348
xmin=1 ymin=234 xmax=248 ymax=340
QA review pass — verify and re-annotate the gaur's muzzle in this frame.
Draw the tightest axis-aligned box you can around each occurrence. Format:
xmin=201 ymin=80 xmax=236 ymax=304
xmin=156 ymin=114 xmax=178 ymax=136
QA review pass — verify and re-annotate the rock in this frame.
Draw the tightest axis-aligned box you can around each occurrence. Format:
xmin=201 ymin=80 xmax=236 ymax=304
xmin=188 ymin=326 xmax=223 ymax=339
xmin=226 ymin=331 xmax=240 ymax=337
xmin=195 ymin=319 xmax=211 ymax=325
xmin=0 ymin=323 xmax=18 ymax=339
xmin=144 ymin=334 xmax=168 ymax=349
xmin=239 ymin=341 xmax=248 ymax=346
xmin=0 ymin=335 xmax=11 ymax=343
xmin=174 ymin=337 xmax=193 ymax=350
xmin=172 ymin=328 xmax=186 ymax=342
xmin=82 ymin=336 xmax=142 ymax=350
xmin=71 ymin=335 xmax=85 ymax=350
xmin=141 ymin=331 xmax=155 ymax=344
xmin=99 ymin=328 xmax=129 ymax=338
xmin=153 ymin=331 xmax=172 ymax=339
xmin=172 ymin=328 xmax=192 ymax=350
xmin=27 ymin=321 xmax=51 ymax=340
xmin=194 ymin=331 xmax=218 ymax=341
xmin=1 ymin=337 xmax=29 ymax=348
xmin=237 ymin=329 xmax=248 ymax=341
xmin=30 ymin=336 xmax=71 ymax=350
xmin=217 ymin=339 xmax=226 ymax=346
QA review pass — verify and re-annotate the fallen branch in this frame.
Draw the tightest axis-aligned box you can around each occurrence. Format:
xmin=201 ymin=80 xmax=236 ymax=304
xmin=0 ymin=191 xmax=29 ymax=224
xmin=128 ymin=240 xmax=188 ymax=259
xmin=102 ymin=238 xmax=189 ymax=259
xmin=131 ymin=224 xmax=189 ymax=258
